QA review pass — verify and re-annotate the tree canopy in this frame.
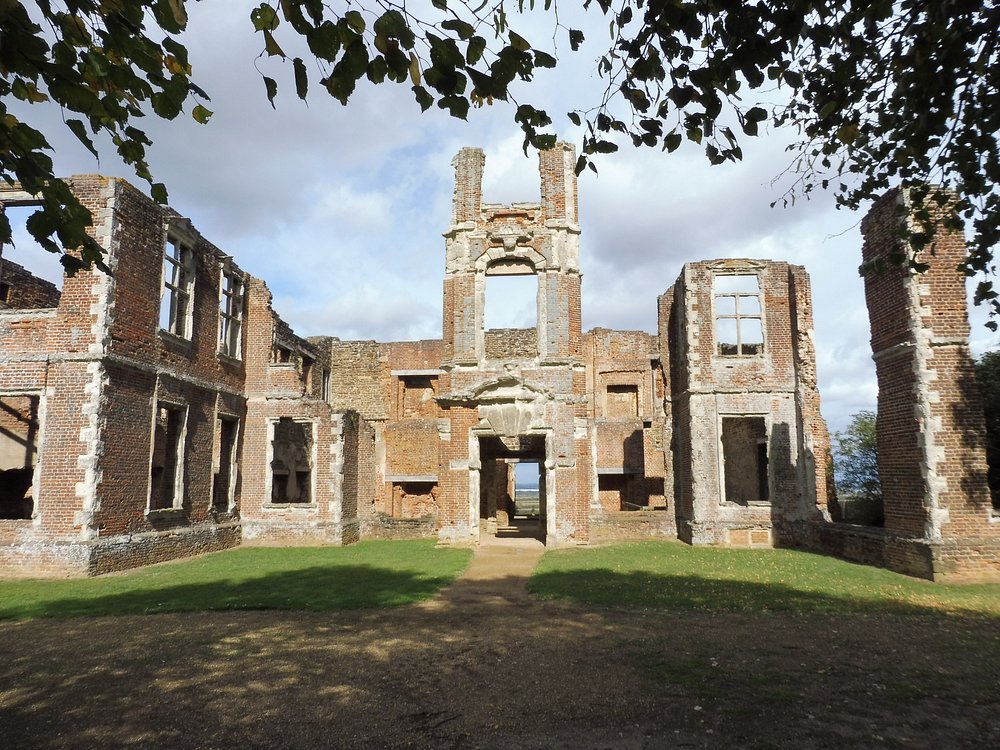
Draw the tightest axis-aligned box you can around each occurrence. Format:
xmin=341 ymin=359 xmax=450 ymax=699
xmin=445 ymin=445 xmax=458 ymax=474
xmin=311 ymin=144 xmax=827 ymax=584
xmin=1 ymin=0 xmax=997 ymax=295
xmin=831 ymin=409 xmax=882 ymax=525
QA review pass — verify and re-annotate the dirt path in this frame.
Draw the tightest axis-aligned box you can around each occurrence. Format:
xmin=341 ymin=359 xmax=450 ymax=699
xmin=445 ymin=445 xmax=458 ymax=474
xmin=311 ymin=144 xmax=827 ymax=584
xmin=424 ymin=534 xmax=544 ymax=609
xmin=1 ymin=544 xmax=998 ymax=749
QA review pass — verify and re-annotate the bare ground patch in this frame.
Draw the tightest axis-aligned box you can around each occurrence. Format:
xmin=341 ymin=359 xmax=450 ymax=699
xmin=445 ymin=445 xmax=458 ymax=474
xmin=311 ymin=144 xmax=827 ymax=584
xmin=1 ymin=586 xmax=998 ymax=748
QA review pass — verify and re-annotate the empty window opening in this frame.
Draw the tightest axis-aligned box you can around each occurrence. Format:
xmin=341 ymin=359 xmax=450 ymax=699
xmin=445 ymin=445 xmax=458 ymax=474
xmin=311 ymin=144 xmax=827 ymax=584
xmin=722 ymin=417 xmax=769 ymax=505
xmin=0 ymin=395 xmax=39 ymax=519
xmin=219 ymin=268 xmax=244 ymax=358
xmin=484 ymin=273 xmax=537 ymax=330
xmin=160 ymin=233 xmax=195 ymax=338
xmin=272 ymin=345 xmax=292 ymax=364
xmin=0 ymin=205 xmax=65 ymax=295
xmin=321 ymin=369 xmax=331 ymax=401
xmin=400 ymin=375 xmax=436 ymax=418
xmin=301 ymin=356 xmax=314 ymax=388
xmin=271 ymin=418 xmax=313 ymax=503
xmin=150 ymin=404 xmax=185 ymax=510
xmin=390 ymin=481 xmax=438 ymax=518
xmin=212 ymin=417 xmax=238 ymax=511
xmin=606 ymin=384 xmax=640 ymax=419
xmin=715 ymin=274 xmax=763 ymax=356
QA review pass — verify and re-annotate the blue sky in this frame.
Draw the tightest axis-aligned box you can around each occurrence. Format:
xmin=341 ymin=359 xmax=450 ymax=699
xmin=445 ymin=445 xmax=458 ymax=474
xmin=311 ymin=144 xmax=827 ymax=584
xmin=4 ymin=1 xmax=997 ymax=435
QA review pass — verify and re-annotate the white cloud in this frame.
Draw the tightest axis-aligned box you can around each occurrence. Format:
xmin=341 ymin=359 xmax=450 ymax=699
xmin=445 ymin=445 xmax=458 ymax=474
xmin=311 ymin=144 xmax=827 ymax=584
xmin=7 ymin=0 xmax=996 ymax=438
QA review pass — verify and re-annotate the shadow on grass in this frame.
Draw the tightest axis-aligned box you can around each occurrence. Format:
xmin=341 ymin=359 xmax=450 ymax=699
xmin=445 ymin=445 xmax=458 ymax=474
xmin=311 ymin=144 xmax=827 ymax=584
xmin=0 ymin=565 xmax=457 ymax=621
xmin=528 ymin=569 xmax=1000 ymax=618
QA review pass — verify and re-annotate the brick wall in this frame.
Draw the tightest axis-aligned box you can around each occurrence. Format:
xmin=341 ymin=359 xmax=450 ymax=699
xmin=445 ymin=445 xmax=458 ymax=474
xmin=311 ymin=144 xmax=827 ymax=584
xmin=858 ymin=187 xmax=999 ymax=580
xmin=0 ymin=259 xmax=60 ymax=309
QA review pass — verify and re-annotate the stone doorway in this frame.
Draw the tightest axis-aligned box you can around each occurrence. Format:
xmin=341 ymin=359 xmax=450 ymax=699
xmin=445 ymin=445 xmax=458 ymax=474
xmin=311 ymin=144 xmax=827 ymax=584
xmin=477 ymin=434 xmax=546 ymax=544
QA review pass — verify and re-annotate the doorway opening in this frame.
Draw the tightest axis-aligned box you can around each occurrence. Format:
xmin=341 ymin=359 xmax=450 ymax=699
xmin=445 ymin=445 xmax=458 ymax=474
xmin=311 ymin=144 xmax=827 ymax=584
xmin=477 ymin=434 xmax=545 ymax=543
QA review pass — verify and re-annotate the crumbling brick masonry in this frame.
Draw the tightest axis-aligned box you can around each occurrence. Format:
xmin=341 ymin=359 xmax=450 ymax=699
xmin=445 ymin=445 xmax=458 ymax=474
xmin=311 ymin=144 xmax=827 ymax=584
xmin=1 ymin=147 xmax=996 ymax=580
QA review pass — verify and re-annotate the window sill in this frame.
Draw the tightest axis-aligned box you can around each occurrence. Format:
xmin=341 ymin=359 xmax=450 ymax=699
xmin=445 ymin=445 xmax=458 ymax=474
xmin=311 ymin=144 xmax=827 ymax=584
xmin=217 ymin=351 xmax=243 ymax=367
xmin=263 ymin=502 xmax=316 ymax=509
xmin=147 ymin=507 xmax=185 ymax=520
xmin=158 ymin=329 xmax=194 ymax=353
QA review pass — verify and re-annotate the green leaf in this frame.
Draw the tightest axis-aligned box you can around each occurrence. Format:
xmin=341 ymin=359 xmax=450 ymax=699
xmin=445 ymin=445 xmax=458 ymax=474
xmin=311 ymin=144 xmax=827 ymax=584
xmin=569 ymin=29 xmax=584 ymax=51
xmin=664 ymin=132 xmax=682 ymax=152
xmin=442 ymin=19 xmax=475 ymax=40
xmin=251 ymin=4 xmax=279 ymax=32
xmin=534 ymin=51 xmax=556 ymax=69
xmin=264 ymin=30 xmax=285 ymax=57
xmin=467 ymin=36 xmax=487 ymax=65
xmin=293 ymin=57 xmax=308 ymax=99
xmin=263 ymin=75 xmax=278 ymax=107
xmin=191 ymin=104 xmax=213 ymax=123
xmin=567 ymin=111 xmax=581 ymax=126
xmin=65 ymin=119 xmax=99 ymax=158
xmin=438 ymin=94 xmax=470 ymax=120
xmin=367 ymin=56 xmax=387 ymax=84
xmin=412 ymin=84 xmax=433 ymax=111
xmin=374 ymin=10 xmax=409 ymax=40
xmin=344 ymin=11 xmax=365 ymax=34
xmin=151 ymin=182 xmax=169 ymax=204
xmin=508 ymin=32 xmax=531 ymax=52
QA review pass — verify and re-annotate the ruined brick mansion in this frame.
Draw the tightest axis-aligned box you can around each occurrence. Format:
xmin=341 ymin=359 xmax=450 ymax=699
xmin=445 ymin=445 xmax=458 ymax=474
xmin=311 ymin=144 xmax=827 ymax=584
xmin=1 ymin=144 xmax=998 ymax=580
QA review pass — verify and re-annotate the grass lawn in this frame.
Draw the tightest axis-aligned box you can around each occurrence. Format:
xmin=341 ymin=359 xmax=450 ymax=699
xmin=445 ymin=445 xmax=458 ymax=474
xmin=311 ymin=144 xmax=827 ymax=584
xmin=529 ymin=541 xmax=1000 ymax=617
xmin=0 ymin=540 xmax=472 ymax=621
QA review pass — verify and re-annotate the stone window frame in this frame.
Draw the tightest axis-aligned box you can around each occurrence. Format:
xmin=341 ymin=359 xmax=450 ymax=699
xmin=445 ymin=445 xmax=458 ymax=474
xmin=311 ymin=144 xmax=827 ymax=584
xmin=212 ymin=413 xmax=240 ymax=512
xmin=477 ymin=254 xmax=544 ymax=360
xmin=716 ymin=412 xmax=771 ymax=507
xmin=713 ymin=272 xmax=765 ymax=357
xmin=159 ymin=225 xmax=196 ymax=340
xmin=321 ymin=369 xmax=331 ymax=402
xmin=146 ymin=400 xmax=188 ymax=516
xmin=264 ymin=416 xmax=318 ymax=508
xmin=217 ymin=263 xmax=244 ymax=360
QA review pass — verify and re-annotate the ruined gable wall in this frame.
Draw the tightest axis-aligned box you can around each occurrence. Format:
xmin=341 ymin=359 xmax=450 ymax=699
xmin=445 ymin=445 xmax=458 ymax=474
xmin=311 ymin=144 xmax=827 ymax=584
xmin=860 ymin=188 xmax=999 ymax=580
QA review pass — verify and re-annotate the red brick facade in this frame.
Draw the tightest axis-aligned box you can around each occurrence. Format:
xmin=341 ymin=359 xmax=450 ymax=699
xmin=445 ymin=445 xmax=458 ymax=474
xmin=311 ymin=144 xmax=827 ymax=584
xmin=2 ymin=151 xmax=993 ymax=581
xmin=0 ymin=178 xmax=366 ymax=576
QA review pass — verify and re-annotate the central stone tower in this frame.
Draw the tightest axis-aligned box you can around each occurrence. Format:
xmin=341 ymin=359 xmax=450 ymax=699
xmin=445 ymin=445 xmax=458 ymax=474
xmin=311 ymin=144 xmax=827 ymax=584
xmin=434 ymin=144 xmax=592 ymax=545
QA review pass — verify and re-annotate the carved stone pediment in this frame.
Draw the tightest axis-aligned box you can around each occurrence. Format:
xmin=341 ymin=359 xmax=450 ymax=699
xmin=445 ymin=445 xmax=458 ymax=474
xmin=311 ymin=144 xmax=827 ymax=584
xmin=489 ymin=223 xmax=533 ymax=250
xmin=474 ymin=378 xmax=551 ymax=438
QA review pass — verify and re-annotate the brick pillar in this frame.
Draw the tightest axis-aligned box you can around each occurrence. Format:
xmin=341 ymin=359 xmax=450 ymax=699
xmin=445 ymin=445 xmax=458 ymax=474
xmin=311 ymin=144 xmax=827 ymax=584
xmin=862 ymin=187 xmax=999 ymax=579
xmin=539 ymin=142 xmax=577 ymax=224
xmin=451 ymin=147 xmax=484 ymax=224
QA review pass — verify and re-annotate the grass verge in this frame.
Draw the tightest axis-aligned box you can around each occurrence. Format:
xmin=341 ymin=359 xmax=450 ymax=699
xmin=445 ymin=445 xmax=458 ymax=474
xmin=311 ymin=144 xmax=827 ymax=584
xmin=0 ymin=540 xmax=472 ymax=620
xmin=529 ymin=542 xmax=1000 ymax=617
